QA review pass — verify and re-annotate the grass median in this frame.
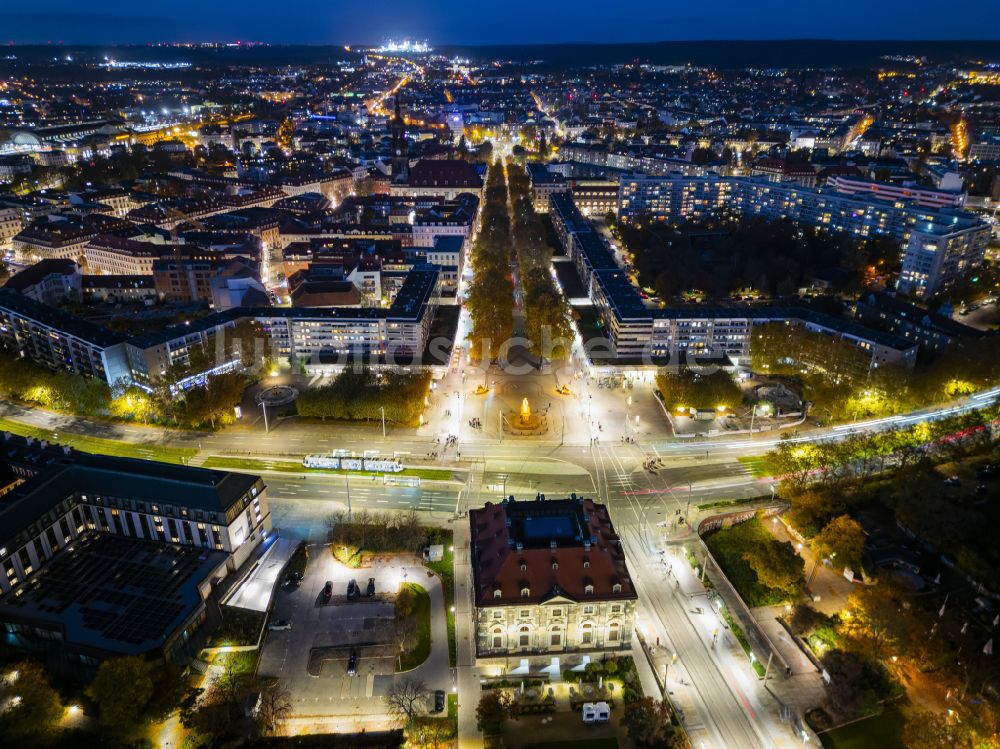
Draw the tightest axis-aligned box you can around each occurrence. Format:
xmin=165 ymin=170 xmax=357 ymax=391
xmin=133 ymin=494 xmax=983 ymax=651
xmin=0 ymin=417 xmax=197 ymax=464
xmin=201 ymin=455 xmax=452 ymax=481
xmin=818 ymin=706 xmax=904 ymax=749
xmin=397 ymin=583 xmax=431 ymax=671
xmin=425 ymin=530 xmax=457 ymax=667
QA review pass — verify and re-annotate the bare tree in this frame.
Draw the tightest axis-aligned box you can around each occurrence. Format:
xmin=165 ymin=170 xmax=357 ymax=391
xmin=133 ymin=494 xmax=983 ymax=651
xmin=384 ymin=677 xmax=430 ymax=723
xmin=256 ymin=682 xmax=292 ymax=734
xmin=394 ymin=615 xmax=419 ymax=655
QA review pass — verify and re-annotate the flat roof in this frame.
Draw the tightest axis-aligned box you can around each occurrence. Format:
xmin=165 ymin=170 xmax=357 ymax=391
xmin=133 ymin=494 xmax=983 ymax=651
xmin=0 ymin=287 xmax=128 ymax=348
xmin=0 ymin=533 xmax=226 ymax=656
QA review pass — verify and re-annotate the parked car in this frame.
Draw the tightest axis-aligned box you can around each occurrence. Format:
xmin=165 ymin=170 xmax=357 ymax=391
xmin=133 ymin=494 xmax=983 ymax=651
xmin=366 ymin=577 xmax=376 ymax=596
xmin=433 ymin=690 xmax=446 ymax=713
xmin=347 ymin=579 xmax=360 ymax=598
xmin=347 ymin=652 xmax=358 ymax=676
xmin=582 ymin=702 xmax=610 ymax=723
xmin=321 ymin=581 xmax=333 ymax=603
xmin=944 ymin=476 xmax=961 ymax=487
xmin=268 ymin=619 xmax=292 ymax=631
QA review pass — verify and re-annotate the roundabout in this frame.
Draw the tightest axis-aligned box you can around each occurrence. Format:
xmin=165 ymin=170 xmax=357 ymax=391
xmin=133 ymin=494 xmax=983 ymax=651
xmin=256 ymin=385 xmax=299 ymax=408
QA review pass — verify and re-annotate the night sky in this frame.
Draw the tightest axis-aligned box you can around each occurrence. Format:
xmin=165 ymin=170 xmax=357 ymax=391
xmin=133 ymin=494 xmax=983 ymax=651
xmin=2 ymin=0 xmax=998 ymax=45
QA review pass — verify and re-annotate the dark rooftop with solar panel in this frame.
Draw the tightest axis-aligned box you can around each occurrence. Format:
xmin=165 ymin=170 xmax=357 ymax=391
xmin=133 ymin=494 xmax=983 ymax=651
xmin=0 ymin=532 xmax=227 ymax=656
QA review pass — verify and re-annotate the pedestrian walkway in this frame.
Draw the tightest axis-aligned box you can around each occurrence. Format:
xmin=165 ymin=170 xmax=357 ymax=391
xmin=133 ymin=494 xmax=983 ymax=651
xmin=453 ymin=518 xmax=484 ymax=749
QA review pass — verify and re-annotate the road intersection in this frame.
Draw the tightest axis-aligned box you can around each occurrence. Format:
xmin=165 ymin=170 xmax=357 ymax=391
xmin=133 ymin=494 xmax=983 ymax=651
xmin=2 ymin=375 xmax=997 ymax=747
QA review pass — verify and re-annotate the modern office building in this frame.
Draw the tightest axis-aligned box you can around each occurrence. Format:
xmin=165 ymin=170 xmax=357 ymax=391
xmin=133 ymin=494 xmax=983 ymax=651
xmin=0 ymin=287 xmax=133 ymax=384
xmin=0 ymin=434 xmax=270 ymax=666
xmin=618 ymin=174 xmax=990 ymax=297
xmin=470 ymin=497 xmax=637 ymax=658
xmin=824 ymin=175 xmax=965 ymax=209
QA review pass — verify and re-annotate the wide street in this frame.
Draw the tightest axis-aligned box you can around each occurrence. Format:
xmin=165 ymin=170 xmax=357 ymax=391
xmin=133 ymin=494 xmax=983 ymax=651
xmin=2 ymin=372 xmax=997 ymax=748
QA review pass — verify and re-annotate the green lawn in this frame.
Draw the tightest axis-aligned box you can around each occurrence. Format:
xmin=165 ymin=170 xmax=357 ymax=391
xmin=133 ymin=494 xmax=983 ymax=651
xmin=0 ymin=417 xmax=197 ymax=464
xmin=524 ymin=740 xmax=619 ymax=749
xmin=397 ymin=583 xmax=431 ymax=671
xmin=425 ymin=530 xmax=457 ymax=667
xmin=738 ymin=456 xmax=771 ymax=478
xmin=201 ymin=456 xmax=452 ymax=481
xmin=819 ymin=707 xmax=905 ymax=749
xmin=696 ymin=496 xmax=770 ymax=512
xmin=207 ymin=606 xmax=265 ymax=647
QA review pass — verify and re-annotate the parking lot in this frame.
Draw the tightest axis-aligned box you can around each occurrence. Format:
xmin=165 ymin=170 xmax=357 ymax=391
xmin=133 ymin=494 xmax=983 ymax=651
xmin=258 ymin=545 xmax=399 ymax=717
xmin=257 ymin=543 xmax=451 ymax=726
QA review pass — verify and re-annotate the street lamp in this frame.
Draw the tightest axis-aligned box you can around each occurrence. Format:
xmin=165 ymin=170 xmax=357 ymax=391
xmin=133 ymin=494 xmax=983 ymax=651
xmin=260 ymin=401 xmax=269 ymax=433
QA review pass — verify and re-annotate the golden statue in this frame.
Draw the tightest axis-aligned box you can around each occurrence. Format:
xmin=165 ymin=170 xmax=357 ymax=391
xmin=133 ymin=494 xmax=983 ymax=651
xmin=520 ymin=397 xmax=531 ymax=425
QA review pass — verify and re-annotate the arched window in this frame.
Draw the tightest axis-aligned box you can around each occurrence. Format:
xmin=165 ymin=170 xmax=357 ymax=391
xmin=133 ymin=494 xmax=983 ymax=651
xmin=581 ymin=622 xmax=594 ymax=645
xmin=519 ymin=625 xmax=531 ymax=647
xmin=550 ymin=626 xmax=562 ymax=647
xmin=492 ymin=626 xmax=503 ymax=649
xmin=608 ymin=621 xmax=621 ymax=642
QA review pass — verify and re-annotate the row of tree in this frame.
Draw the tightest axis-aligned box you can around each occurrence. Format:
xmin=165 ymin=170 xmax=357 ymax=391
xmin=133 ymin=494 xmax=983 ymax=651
xmin=751 ymin=322 xmax=1000 ymax=423
xmin=655 ymin=368 xmax=743 ymax=411
xmin=466 ymin=163 xmax=515 ymax=361
xmin=0 ymin=350 xmax=248 ymax=430
xmin=295 ymin=369 xmax=431 ymax=425
xmin=763 ymin=402 xmax=1000 ymax=495
xmin=505 ymin=164 xmax=574 ymax=359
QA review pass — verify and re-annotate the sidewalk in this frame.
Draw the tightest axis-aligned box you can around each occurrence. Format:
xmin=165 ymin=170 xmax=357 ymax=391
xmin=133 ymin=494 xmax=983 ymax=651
xmin=769 ymin=518 xmax=856 ymax=616
xmin=453 ymin=517 xmax=484 ymax=749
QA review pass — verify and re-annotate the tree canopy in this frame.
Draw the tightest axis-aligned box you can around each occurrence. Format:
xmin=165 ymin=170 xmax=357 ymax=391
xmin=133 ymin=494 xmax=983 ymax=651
xmin=0 ymin=660 xmax=62 ymax=741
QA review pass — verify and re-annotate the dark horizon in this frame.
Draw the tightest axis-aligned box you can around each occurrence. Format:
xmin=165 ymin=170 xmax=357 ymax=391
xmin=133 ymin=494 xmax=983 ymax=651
xmin=2 ymin=0 xmax=999 ymax=47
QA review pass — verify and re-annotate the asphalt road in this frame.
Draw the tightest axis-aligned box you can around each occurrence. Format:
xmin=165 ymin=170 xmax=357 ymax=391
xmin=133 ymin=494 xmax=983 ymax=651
xmin=4 ymin=379 xmax=998 ymax=748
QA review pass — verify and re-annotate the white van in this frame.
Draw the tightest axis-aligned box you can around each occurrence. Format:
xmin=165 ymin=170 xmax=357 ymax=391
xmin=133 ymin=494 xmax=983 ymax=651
xmin=582 ymin=701 xmax=610 ymax=723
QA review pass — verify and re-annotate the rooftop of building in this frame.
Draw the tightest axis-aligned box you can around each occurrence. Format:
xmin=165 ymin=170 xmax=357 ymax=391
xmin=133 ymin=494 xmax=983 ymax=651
xmin=4 ymin=259 xmax=78 ymax=292
xmin=0 ymin=287 xmax=128 ymax=348
xmin=432 ymin=235 xmax=465 ymax=253
xmin=0 ymin=435 xmax=261 ymax=548
xmin=81 ymin=275 xmax=156 ymax=290
xmin=470 ymin=496 xmax=636 ymax=607
xmin=404 ymin=159 xmax=484 ymax=189
xmin=0 ymin=532 xmax=226 ymax=657
xmin=857 ymin=291 xmax=989 ymax=338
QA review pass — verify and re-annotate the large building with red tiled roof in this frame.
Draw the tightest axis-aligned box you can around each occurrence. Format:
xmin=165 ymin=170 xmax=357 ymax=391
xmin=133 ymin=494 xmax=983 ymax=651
xmin=391 ymin=159 xmax=484 ymax=201
xmin=469 ymin=496 xmax=637 ymax=657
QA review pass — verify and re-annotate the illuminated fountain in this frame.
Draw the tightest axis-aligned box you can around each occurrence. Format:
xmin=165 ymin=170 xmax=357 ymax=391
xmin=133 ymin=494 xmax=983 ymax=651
xmin=504 ymin=395 xmax=547 ymax=436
